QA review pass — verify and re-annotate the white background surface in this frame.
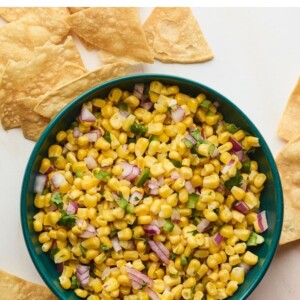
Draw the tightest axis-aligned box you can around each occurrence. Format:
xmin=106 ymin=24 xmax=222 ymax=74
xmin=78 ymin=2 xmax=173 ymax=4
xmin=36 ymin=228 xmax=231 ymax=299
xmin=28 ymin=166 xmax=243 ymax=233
xmin=0 ymin=7 xmax=300 ymax=300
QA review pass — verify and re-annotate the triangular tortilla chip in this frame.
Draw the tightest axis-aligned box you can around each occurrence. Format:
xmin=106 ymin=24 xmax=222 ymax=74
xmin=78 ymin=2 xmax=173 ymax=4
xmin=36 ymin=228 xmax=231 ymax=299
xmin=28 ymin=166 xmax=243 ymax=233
xmin=68 ymin=7 xmax=88 ymax=14
xmin=143 ymin=7 xmax=213 ymax=63
xmin=34 ymin=62 xmax=143 ymax=119
xmin=278 ymin=78 xmax=300 ymax=142
xmin=0 ymin=36 xmax=87 ymax=130
xmin=65 ymin=8 xmax=154 ymax=64
xmin=0 ymin=8 xmax=70 ymax=45
xmin=17 ymin=97 xmax=50 ymax=141
xmin=276 ymin=136 xmax=300 ymax=245
xmin=0 ymin=269 xmax=57 ymax=300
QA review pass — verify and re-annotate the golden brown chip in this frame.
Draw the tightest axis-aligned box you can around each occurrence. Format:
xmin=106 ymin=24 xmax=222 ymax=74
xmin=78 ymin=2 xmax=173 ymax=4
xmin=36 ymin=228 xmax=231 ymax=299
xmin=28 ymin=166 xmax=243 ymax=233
xmin=0 ymin=36 xmax=87 ymax=130
xmin=34 ymin=63 xmax=143 ymax=119
xmin=0 ymin=269 xmax=57 ymax=300
xmin=276 ymin=136 xmax=300 ymax=245
xmin=143 ymin=7 xmax=213 ymax=63
xmin=65 ymin=8 xmax=154 ymax=64
xmin=0 ymin=7 xmax=69 ymax=22
xmin=17 ymin=98 xmax=50 ymax=141
xmin=278 ymin=78 xmax=300 ymax=142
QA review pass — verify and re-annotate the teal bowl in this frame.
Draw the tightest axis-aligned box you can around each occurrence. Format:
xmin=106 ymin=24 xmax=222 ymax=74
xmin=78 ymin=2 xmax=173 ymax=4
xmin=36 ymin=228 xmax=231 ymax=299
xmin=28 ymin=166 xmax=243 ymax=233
xmin=21 ymin=74 xmax=283 ymax=300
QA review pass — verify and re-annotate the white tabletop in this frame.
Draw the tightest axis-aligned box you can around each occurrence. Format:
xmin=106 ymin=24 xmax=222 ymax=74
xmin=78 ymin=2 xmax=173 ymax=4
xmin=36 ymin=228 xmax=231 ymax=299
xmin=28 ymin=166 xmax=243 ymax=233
xmin=0 ymin=7 xmax=299 ymax=300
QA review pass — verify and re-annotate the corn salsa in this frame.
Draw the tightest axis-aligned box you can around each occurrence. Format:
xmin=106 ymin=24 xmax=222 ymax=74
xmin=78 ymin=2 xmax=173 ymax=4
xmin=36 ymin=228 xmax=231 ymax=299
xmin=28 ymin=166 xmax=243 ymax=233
xmin=33 ymin=81 xmax=268 ymax=300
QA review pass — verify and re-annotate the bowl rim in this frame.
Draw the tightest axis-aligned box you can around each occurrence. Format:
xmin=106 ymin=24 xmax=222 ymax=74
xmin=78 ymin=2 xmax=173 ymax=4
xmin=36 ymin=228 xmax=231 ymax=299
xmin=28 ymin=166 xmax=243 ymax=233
xmin=21 ymin=73 xmax=283 ymax=300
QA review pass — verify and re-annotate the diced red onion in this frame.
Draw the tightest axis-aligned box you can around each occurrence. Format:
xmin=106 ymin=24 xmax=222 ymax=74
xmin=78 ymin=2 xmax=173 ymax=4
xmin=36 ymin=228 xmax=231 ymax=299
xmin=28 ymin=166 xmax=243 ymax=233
xmin=129 ymin=191 xmax=143 ymax=205
xmin=149 ymin=187 xmax=159 ymax=195
xmin=213 ymin=101 xmax=220 ymax=108
xmin=240 ymin=178 xmax=248 ymax=191
xmin=197 ymin=219 xmax=210 ymax=233
xmin=119 ymin=110 xmax=130 ymax=118
xmin=44 ymin=204 xmax=57 ymax=213
xmin=34 ymin=174 xmax=47 ymax=194
xmin=101 ymin=267 xmax=111 ymax=281
xmin=73 ymin=127 xmax=81 ymax=138
xmin=111 ymin=236 xmax=122 ymax=252
xmin=171 ymin=106 xmax=185 ymax=122
xmin=171 ymin=209 xmax=181 ymax=223
xmin=201 ymin=128 xmax=206 ymax=140
xmin=148 ymin=240 xmax=170 ymax=264
xmin=66 ymin=200 xmax=78 ymax=215
xmin=185 ymin=181 xmax=195 ymax=193
xmin=133 ymin=83 xmax=145 ymax=99
xmin=140 ymin=100 xmax=153 ymax=110
xmin=212 ymin=232 xmax=223 ymax=246
xmin=257 ymin=210 xmax=268 ymax=233
xmin=79 ymin=224 xmax=97 ymax=238
xmin=84 ymin=155 xmax=98 ymax=169
xmin=239 ymin=262 xmax=252 ymax=274
xmin=211 ymin=147 xmax=220 ymax=158
xmin=119 ymin=162 xmax=140 ymax=181
xmin=216 ymin=182 xmax=225 ymax=193
xmin=170 ymin=171 xmax=180 ymax=180
xmin=143 ymin=224 xmax=160 ymax=235
xmin=56 ymin=262 xmax=63 ymax=274
xmin=125 ymin=266 xmax=154 ymax=286
xmin=234 ymin=150 xmax=244 ymax=162
xmin=84 ymin=130 xmax=100 ymax=142
xmin=145 ymin=287 xmax=160 ymax=300
xmin=184 ymin=134 xmax=197 ymax=146
xmin=148 ymin=179 xmax=159 ymax=190
xmin=81 ymin=106 xmax=96 ymax=122
xmin=157 ymin=175 xmax=164 ymax=187
xmin=233 ymin=201 xmax=249 ymax=214
xmin=51 ymin=172 xmax=67 ymax=188
xmin=229 ymin=137 xmax=243 ymax=152
xmin=221 ymin=159 xmax=235 ymax=174
xmin=76 ymin=265 xmax=90 ymax=287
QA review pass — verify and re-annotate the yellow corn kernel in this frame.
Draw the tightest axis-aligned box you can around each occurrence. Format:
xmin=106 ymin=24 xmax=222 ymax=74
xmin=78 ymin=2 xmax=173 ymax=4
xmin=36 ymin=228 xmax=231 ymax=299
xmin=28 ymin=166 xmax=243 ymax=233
xmin=197 ymin=143 xmax=210 ymax=157
xmin=54 ymin=248 xmax=71 ymax=264
xmin=103 ymin=277 xmax=120 ymax=292
xmin=179 ymin=167 xmax=192 ymax=180
xmin=55 ymin=130 xmax=67 ymax=143
xmin=243 ymin=251 xmax=258 ymax=265
xmin=182 ymin=288 xmax=192 ymax=300
xmin=203 ymin=209 xmax=218 ymax=222
xmin=230 ymin=267 xmax=245 ymax=285
xmin=74 ymin=288 xmax=89 ymax=298
xmin=95 ymin=137 xmax=110 ymax=151
xmin=118 ymin=228 xmax=132 ymax=241
xmin=39 ymin=158 xmax=51 ymax=174
xmin=81 ymin=237 xmax=100 ymax=250
xmin=206 ymin=113 xmax=220 ymax=126
xmin=232 ymin=210 xmax=245 ymax=223
xmin=150 ymin=162 xmax=164 ymax=177
xmin=164 ymin=275 xmax=181 ymax=287
xmin=229 ymin=254 xmax=241 ymax=266
xmin=233 ymin=229 xmax=251 ymax=241
xmin=123 ymin=250 xmax=139 ymax=261
xmin=48 ymin=144 xmax=62 ymax=157
xmin=133 ymin=138 xmax=149 ymax=157
xmin=108 ymin=87 xmax=122 ymax=102
xmin=220 ymin=225 xmax=234 ymax=238
xmin=253 ymin=173 xmax=267 ymax=188
xmin=157 ymin=204 xmax=172 ymax=219
xmin=147 ymin=123 xmax=164 ymax=135
xmin=178 ymin=188 xmax=189 ymax=203
xmin=206 ymin=282 xmax=217 ymax=297
xmin=124 ymin=95 xmax=140 ymax=108
xmin=225 ymin=281 xmax=238 ymax=296
xmin=186 ymin=259 xmax=201 ymax=276
xmin=202 ymin=174 xmax=220 ymax=189
xmin=183 ymin=277 xmax=197 ymax=289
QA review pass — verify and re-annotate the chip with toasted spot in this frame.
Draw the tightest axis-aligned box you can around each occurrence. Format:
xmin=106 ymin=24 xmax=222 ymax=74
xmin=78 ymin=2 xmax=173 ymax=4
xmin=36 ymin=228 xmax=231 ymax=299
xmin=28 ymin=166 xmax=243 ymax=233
xmin=34 ymin=63 xmax=143 ymax=119
xmin=65 ymin=7 xmax=154 ymax=64
xmin=276 ymin=136 xmax=300 ymax=245
xmin=68 ymin=7 xmax=88 ymax=14
xmin=0 ymin=36 xmax=87 ymax=130
xmin=0 ymin=269 xmax=57 ymax=300
xmin=278 ymin=78 xmax=300 ymax=142
xmin=143 ymin=7 xmax=213 ymax=63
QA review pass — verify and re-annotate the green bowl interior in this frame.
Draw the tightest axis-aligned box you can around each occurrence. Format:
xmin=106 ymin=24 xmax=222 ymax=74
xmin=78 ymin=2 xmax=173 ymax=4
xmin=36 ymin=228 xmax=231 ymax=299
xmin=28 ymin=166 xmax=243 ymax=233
xmin=21 ymin=74 xmax=283 ymax=300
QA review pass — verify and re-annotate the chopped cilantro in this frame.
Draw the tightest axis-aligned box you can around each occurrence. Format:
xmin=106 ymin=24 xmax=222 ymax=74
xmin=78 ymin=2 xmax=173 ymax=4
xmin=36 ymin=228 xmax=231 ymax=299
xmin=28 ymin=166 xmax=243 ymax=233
xmin=200 ymin=100 xmax=211 ymax=109
xmin=190 ymin=129 xmax=205 ymax=144
xmin=70 ymin=275 xmax=80 ymax=289
xmin=140 ymin=282 xmax=148 ymax=289
xmin=224 ymin=172 xmax=243 ymax=190
xmin=149 ymin=135 xmax=158 ymax=142
xmin=170 ymin=159 xmax=182 ymax=168
xmin=187 ymin=193 xmax=199 ymax=209
xmin=42 ymin=187 xmax=51 ymax=195
xmin=57 ymin=211 xmax=77 ymax=228
xmin=109 ymin=229 xmax=118 ymax=238
xmin=117 ymin=102 xmax=128 ymax=111
xmin=49 ymin=156 xmax=58 ymax=164
xmin=104 ymin=131 xmax=111 ymax=143
xmin=128 ymin=137 xmax=137 ymax=144
xmin=94 ymin=170 xmax=111 ymax=182
xmin=101 ymin=245 xmax=111 ymax=252
xmin=134 ymin=237 xmax=147 ymax=244
xmin=79 ymin=245 xmax=86 ymax=258
xmin=75 ymin=171 xmax=84 ymax=178
xmin=241 ymin=160 xmax=251 ymax=173
xmin=50 ymin=193 xmax=63 ymax=209
xmin=130 ymin=123 xmax=147 ymax=136
xmin=188 ymin=230 xmax=199 ymax=236
xmin=226 ymin=123 xmax=240 ymax=134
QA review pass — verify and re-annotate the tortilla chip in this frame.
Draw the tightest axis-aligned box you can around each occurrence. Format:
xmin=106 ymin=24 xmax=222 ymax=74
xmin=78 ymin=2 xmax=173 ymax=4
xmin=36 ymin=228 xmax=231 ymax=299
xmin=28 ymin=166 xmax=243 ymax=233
xmin=0 ymin=22 xmax=35 ymax=69
xmin=68 ymin=7 xmax=88 ymax=14
xmin=276 ymin=136 xmax=300 ymax=245
xmin=17 ymin=97 xmax=50 ymax=141
xmin=0 ymin=269 xmax=57 ymax=300
xmin=34 ymin=63 xmax=143 ymax=119
xmin=0 ymin=7 xmax=69 ymax=22
xmin=143 ymin=7 xmax=213 ymax=63
xmin=65 ymin=8 xmax=154 ymax=64
xmin=278 ymin=78 xmax=300 ymax=142
xmin=0 ymin=36 xmax=87 ymax=130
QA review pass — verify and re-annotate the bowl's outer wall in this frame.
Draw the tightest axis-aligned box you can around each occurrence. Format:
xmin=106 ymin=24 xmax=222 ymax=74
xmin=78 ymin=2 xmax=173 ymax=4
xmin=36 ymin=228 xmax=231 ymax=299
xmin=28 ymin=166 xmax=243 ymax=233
xmin=21 ymin=74 xmax=283 ymax=300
